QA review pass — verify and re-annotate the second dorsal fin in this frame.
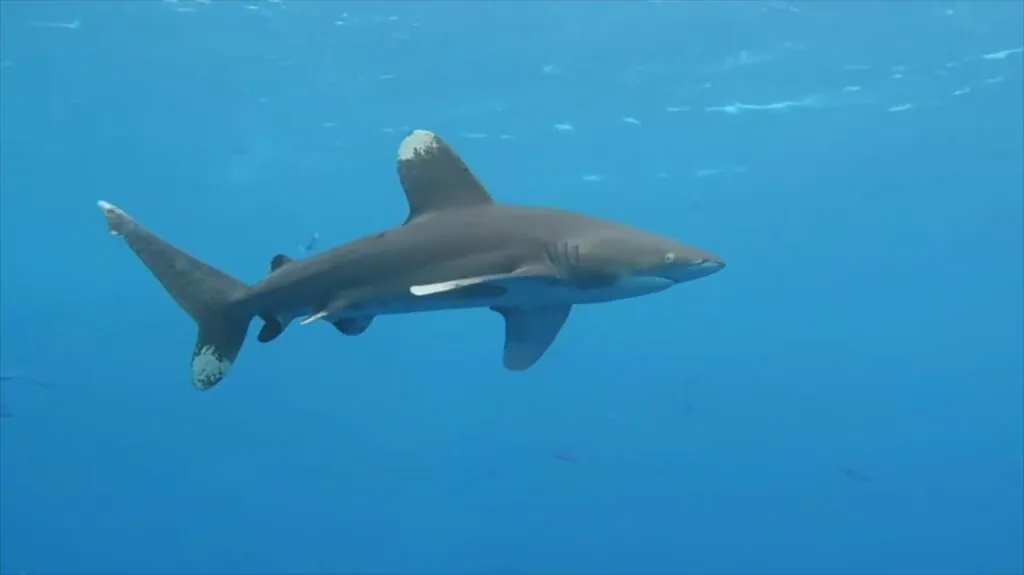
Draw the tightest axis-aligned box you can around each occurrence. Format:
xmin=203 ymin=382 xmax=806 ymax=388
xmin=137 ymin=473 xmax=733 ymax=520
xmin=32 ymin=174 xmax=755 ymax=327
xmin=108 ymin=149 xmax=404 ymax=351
xmin=396 ymin=129 xmax=494 ymax=224
xmin=270 ymin=254 xmax=293 ymax=272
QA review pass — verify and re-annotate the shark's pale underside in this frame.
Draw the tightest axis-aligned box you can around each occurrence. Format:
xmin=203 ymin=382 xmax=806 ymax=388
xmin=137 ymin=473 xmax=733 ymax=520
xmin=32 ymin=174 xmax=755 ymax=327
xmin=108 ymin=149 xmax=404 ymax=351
xmin=97 ymin=129 xmax=725 ymax=390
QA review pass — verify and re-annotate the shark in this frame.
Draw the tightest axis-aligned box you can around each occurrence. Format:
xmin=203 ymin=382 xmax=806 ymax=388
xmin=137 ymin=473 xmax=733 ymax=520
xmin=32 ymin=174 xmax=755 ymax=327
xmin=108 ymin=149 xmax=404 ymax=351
xmin=97 ymin=129 xmax=725 ymax=391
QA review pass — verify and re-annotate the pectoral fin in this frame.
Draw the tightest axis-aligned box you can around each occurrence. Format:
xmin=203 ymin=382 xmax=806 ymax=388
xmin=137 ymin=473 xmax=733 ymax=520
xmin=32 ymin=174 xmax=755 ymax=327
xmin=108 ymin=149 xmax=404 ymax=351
xmin=492 ymin=304 xmax=572 ymax=371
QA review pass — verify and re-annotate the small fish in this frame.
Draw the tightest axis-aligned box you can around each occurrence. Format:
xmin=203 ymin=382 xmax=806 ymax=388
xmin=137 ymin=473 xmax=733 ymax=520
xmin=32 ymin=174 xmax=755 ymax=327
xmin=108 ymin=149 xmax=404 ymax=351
xmin=552 ymin=450 xmax=578 ymax=463
xmin=1 ymin=371 xmax=55 ymax=417
xmin=0 ymin=373 xmax=54 ymax=387
xmin=299 ymin=232 xmax=320 ymax=253
xmin=838 ymin=466 xmax=872 ymax=482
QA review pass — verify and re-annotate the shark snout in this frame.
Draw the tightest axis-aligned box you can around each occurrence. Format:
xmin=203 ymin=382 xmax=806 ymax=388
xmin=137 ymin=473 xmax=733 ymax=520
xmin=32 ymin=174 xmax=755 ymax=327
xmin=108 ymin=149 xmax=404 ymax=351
xmin=704 ymin=255 xmax=726 ymax=270
xmin=661 ymin=253 xmax=725 ymax=283
xmin=690 ymin=256 xmax=726 ymax=278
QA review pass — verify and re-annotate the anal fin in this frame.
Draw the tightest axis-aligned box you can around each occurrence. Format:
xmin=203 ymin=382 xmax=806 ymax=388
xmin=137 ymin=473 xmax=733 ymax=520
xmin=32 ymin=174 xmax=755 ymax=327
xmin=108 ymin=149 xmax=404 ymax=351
xmin=332 ymin=316 xmax=374 ymax=336
xmin=492 ymin=304 xmax=572 ymax=371
xmin=270 ymin=254 xmax=293 ymax=272
xmin=257 ymin=315 xmax=287 ymax=343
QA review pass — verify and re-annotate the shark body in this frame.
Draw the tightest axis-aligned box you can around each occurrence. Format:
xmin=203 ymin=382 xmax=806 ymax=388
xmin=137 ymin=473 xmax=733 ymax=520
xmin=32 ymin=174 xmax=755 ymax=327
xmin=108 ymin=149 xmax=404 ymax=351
xmin=97 ymin=129 xmax=725 ymax=390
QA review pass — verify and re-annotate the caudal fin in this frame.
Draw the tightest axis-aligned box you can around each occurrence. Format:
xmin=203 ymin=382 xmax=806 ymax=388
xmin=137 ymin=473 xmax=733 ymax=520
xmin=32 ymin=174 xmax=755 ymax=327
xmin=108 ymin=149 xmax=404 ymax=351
xmin=97 ymin=200 xmax=252 ymax=390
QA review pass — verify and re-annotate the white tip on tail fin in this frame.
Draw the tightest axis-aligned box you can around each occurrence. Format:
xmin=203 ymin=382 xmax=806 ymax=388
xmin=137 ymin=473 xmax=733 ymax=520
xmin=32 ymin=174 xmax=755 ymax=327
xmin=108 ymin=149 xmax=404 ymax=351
xmin=96 ymin=199 xmax=252 ymax=391
xmin=96 ymin=200 xmax=132 ymax=236
xmin=97 ymin=200 xmax=119 ymax=212
xmin=191 ymin=344 xmax=233 ymax=391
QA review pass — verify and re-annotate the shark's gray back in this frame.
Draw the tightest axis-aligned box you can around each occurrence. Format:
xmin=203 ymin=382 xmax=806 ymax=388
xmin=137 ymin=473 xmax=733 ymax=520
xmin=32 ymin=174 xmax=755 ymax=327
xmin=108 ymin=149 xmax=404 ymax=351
xmin=94 ymin=128 xmax=724 ymax=390
xmin=243 ymin=204 xmax=611 ymax=308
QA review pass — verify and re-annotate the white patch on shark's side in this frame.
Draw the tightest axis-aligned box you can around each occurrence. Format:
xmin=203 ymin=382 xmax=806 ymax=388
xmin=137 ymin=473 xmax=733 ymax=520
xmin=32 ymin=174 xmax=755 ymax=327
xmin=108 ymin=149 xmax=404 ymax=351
xmin=410 ymin=275 xmax=495 ymax=296
xmin=409 ymin=270 xmax=538 ymax=296
xmin=299 ymin=310 xmax=328 ymax=325
xmin=398 ymin=129 xmax=441 ymax=161
xmin=191 ymin=345 xmax=231 ymax=390
xmin=402 ymin=274 xmax=676 ymax=313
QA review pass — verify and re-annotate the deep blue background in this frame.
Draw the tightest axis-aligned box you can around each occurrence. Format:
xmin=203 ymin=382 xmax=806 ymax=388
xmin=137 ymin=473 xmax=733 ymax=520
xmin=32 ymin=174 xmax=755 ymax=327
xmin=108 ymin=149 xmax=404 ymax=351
xmin=2 ymin=2 xmax=1022 ymax=573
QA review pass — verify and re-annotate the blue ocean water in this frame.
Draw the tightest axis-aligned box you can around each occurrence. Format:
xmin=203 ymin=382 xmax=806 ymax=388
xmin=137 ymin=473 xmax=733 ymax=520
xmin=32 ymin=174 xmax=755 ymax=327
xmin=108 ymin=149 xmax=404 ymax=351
xmin=1 ymin=1 xmax=1022 ymax=573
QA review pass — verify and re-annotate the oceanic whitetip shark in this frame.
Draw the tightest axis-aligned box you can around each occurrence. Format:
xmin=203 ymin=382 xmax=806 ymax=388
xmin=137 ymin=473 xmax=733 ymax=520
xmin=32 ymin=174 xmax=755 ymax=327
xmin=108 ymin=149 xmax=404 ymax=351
xmin=96 ymin=129 xmax=725 ymax=390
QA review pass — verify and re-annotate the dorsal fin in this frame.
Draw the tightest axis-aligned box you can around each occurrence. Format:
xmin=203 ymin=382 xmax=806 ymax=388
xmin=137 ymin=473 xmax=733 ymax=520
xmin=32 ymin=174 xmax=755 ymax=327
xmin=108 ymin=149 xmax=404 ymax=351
xmin=396 ymin=129 xmax=494 ymax=224
xmin=270 ymin=254 xmax=292 ymax=272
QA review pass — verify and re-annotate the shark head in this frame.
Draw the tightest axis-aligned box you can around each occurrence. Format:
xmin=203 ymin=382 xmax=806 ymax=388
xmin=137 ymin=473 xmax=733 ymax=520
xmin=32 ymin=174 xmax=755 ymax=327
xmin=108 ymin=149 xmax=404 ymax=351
xmin=566 ymin=224 xmax=726 ymax=288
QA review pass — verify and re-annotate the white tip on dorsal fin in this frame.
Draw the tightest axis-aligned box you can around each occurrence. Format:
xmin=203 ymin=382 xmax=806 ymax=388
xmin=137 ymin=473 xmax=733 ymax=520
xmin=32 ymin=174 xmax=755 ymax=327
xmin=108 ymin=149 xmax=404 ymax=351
xmin=299 ymin=311 xmax=328 ymax=325
xmin=396 ymin=129 xmax=495 ymax=224
xmin=397 ymin=129 xmax=443 ymax=162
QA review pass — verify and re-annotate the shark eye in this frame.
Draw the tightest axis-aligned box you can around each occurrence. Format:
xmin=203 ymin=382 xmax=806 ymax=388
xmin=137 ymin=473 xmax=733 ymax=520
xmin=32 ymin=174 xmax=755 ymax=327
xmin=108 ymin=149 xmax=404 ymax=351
xmin=663 ymin=252 xmax=676 ymax=264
